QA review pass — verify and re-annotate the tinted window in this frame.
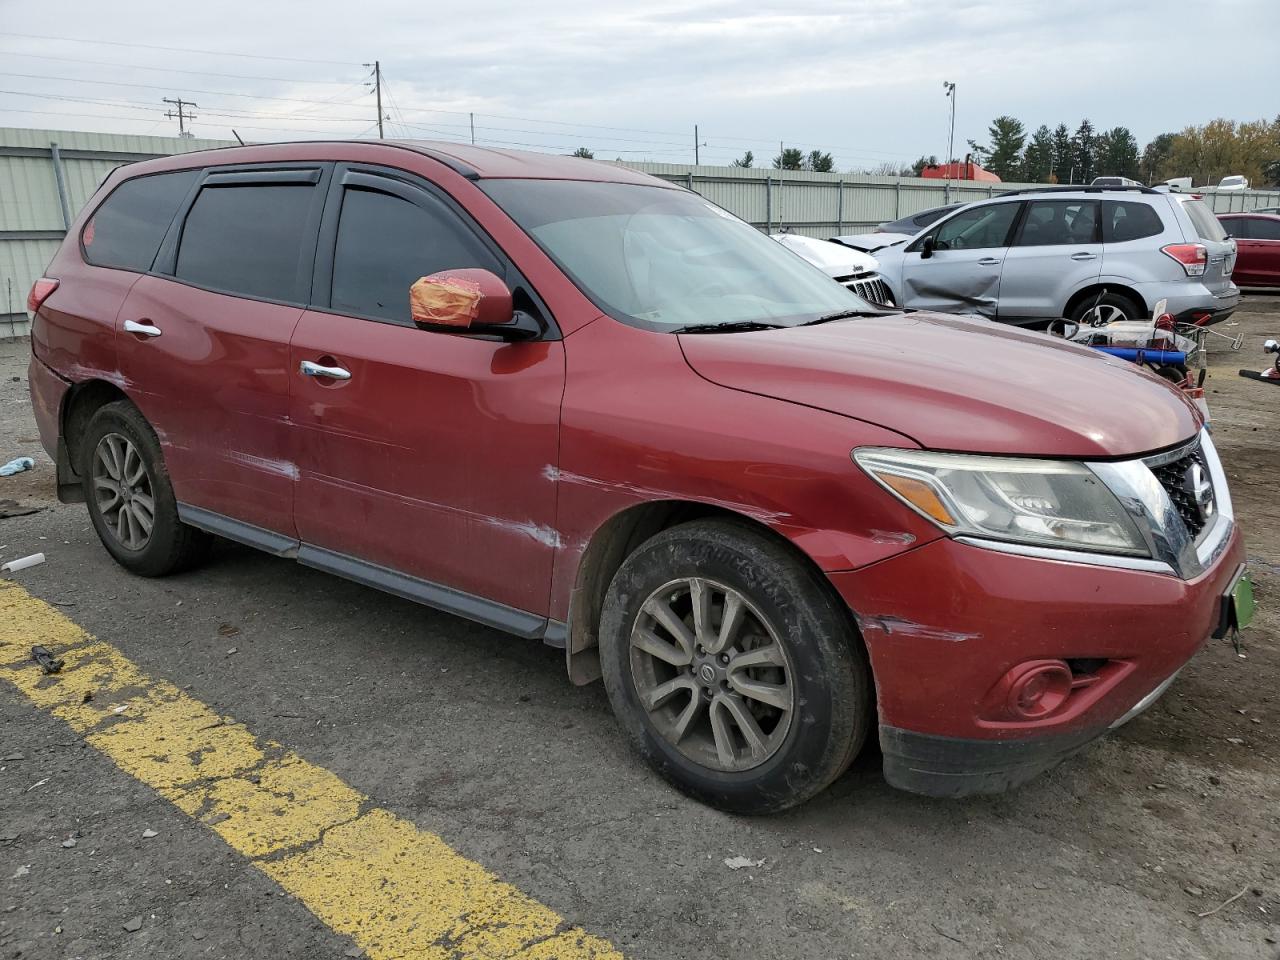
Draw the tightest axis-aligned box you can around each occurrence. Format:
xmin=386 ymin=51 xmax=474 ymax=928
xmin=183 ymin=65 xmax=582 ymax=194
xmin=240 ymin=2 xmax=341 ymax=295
xmin=1250 ymin=218 xmax=1280 ymax=241
xmin=1017 ymin=199 xmax=1099 ymax=246
xmin=930 ymin=202 xmax=1020 ymax=251
xmin=1219 ymin=217 xmax=1251 ymax=239
xmin=1181 ymin=199 xmax=1228 ymax=242
xmin=82 ymin=170 xmax=198 ymax=271
xmin=1102 ymin=200 xmax=1165 ymax=243
xmin=175 ymin=184 xmax=315 ymax=301
xmin=330 ymin=187 xmax=501 ymax=323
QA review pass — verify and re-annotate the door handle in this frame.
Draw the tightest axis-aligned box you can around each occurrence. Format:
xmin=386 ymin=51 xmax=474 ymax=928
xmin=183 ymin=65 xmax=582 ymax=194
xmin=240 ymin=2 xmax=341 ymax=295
xmin=299 ymin=359 xmax=351 ymax=381
xmin=1070 ymin=252 xmax=1098 ymax=261
xmin=123 ymin=319 xmax=162 ymax=338
xmin=977 ymin=257 xmax=1001 ymax=266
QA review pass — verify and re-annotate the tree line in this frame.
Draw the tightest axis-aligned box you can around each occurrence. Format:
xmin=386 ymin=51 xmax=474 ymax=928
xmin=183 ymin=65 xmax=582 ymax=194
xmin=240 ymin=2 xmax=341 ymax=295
xmin=575 ymin=115 xmax=1280 ymax=186
xmin=956 ymin=115 xmax=1280 ymax=186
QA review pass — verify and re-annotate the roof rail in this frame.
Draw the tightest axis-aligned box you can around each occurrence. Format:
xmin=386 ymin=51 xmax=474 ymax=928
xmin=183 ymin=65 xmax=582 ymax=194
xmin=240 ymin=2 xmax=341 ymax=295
xmin=1000 ymin=185 xmax=1159 ymax=196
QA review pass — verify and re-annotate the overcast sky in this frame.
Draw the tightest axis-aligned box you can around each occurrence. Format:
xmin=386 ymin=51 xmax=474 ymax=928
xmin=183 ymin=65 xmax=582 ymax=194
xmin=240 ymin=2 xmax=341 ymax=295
xmin=1 ymin=0 xmax=1276 ymax=169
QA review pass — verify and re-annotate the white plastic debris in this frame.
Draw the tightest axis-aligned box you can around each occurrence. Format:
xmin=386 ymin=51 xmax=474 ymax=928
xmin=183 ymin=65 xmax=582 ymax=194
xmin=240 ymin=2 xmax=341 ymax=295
xmin=0 ymin=457 xmax=34 ymax=477
xmin=723 ymin=856 xmax=765 ymax=870
xmin=1 ymin=552 xmax=45 ymax=573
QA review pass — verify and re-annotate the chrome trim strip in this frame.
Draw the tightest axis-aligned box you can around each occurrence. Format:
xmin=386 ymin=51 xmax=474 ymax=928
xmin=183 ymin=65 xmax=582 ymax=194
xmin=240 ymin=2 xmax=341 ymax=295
xmin=1109 ymin=668 xmax=1182 ymax=729
xmin=953 ymin=536 xmax=1177 ymax=575
xmin=1141 ymin=436 xmax=1201 ymax=469
xmin=1089 ymin=457 xmax=1197 ymax=576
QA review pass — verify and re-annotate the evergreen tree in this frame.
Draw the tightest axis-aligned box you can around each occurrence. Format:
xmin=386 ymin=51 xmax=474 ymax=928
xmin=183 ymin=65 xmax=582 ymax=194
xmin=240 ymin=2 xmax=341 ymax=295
xmin=1021 ymin=125 xmax=1055 ymax=182
xmin=983 ymin=116 xmax=1027 ymax=181
xmin=1051 ymin=123 xmax=1073 ymax=183
xmin=805 ymin=150 xmax=835 ymax=173
xmin=1096 ymin=127 xmax=1140 ymax=180
xmin=1141 ymin=133 xmax=1176 ymax=183
xmin=730 ymin=150 xmax=754 ymax=168
xmin=1071 ymin=119 xmax=1097 ymax=183
xmin=911 ymin=154 xmax=939 ymax=176
xmin=571 ymin=147 xmax=594 ymax=159
xmin=772 ymin=148 xmax=804 ymax=170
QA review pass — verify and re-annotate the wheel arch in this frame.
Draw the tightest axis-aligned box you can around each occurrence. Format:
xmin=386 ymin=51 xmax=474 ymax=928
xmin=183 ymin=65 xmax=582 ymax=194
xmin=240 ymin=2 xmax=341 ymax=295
xmin=56 ymin=379 xmax=132 ymax=502
xmin=563 ymin=499 xmax=863 ymax=687
xmin=1063 ymin=283 xmax=1147 ymax=322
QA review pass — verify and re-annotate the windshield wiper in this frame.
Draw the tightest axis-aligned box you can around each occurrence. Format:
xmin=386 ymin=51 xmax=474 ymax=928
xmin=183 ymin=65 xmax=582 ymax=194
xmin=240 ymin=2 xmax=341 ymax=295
xmin=672 ymin=320 xmax=788 ymax=334
xmin=799 ymin=309 xmax=884 ymax=326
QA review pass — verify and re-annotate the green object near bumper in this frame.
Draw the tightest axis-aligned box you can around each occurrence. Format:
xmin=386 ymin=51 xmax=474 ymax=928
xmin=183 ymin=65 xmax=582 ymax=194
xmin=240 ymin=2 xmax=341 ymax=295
xmin=1232 ymin=571 xmax=1256 ymax=630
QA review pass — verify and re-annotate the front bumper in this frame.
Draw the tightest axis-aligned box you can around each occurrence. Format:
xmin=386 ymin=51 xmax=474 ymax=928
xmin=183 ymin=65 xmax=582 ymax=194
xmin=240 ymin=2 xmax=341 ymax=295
xmin=829 ymin=525 xmax=1246 ymax=797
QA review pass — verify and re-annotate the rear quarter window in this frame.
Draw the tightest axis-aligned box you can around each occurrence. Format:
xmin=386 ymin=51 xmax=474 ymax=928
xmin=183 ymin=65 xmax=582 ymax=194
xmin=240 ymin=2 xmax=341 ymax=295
xmin=1181 ymin=200 xmax=1228 ymax=242
xmin=1101 ymin=200 xmax=1165 ymax=243
xmin=82 ymin=170 xmax=199 ymax=272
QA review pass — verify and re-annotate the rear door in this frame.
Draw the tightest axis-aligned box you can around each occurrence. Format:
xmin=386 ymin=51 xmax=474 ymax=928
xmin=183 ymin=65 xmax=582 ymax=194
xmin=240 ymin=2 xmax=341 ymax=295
xmin=117 ymin=165 xmax=328 ymax=537
xmin=896 ymin=201 xmax=1022 ymax=317
xmin=998 ymin=198 xmax=1102 ymax=321
xmin=288 ymin=166 xmax=565 ymax=620
xmin=1226 ymin=216 xmax=1280 ymax=286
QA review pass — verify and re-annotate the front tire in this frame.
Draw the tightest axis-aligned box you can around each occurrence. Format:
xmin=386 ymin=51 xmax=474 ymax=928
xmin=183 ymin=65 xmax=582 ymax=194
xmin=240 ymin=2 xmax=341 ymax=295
xmin=81 ymin=400 xmax=211 ymax=577
xmin=599 ymin=520 xmax=871 ymax=814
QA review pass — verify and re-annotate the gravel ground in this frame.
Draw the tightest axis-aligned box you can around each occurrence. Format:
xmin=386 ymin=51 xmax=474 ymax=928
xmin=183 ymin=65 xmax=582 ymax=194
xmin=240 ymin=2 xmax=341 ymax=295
xmin=1 ymin=301 xmax=1277 ymax=960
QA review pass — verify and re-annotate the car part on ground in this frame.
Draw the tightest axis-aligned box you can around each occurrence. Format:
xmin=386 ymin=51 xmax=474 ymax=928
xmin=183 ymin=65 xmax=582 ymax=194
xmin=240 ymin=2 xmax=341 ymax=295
xmin=871 ymin=187 xmax=1240 ymax=326
xmin=769 ymin=233 xmax=894 ymax=306
xmin=1239 ymin=338 xmax=1280 ymax=384
xmin=25 ymin=139 xmax=1247 ymax=811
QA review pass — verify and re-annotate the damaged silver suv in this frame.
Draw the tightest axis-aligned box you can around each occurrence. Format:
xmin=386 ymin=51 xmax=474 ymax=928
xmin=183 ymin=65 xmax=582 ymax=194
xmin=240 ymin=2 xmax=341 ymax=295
xmin=872 ymin=186 xmax=1240 ymax=326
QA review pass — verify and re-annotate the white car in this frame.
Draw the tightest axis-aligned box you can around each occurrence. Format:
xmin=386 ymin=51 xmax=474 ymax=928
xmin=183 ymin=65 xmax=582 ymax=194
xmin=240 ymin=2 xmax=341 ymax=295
xmin=1218 ymin=175 xmax=1249 ymax=191
xmin=769 ymin=233 xmax=894 ymax=305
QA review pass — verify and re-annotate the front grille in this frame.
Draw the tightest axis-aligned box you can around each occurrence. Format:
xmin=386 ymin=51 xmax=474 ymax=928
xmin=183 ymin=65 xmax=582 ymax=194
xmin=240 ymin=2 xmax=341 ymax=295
xmin=837 ymin=272 xmax=893 ymax=306
xmin=1149 ymin=443 xmax=1213 ymax=539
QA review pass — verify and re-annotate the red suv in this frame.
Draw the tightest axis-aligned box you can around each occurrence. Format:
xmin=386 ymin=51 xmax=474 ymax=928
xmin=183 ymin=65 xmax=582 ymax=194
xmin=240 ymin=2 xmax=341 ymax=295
xmin=27 ymin=142 xmax=1250 ymax=812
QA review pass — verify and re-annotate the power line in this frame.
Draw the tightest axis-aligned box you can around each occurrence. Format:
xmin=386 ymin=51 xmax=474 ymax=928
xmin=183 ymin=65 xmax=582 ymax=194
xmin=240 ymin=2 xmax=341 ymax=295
xmin=163 ymin=97 xmax=197 ymax=138
xmin=0 ymin=50 xmax=364 ymax=85
xmin=3 ymin=32 xmax=358 ymax=66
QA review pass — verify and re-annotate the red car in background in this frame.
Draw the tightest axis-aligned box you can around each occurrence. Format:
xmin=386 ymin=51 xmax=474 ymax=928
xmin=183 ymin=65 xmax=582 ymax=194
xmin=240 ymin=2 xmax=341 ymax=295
xmin=1218 ymin=213 xmax=1280 ymax=287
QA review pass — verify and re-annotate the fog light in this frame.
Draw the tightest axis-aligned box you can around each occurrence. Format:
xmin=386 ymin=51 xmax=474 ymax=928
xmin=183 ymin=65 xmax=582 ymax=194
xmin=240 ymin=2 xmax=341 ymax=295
xmin=1003 ymin=660 xmax=1073 ymax=720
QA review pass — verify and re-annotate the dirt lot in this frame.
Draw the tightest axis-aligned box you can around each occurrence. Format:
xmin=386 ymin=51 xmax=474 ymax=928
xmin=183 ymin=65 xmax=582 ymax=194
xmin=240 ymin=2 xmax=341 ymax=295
xmin=1 ymin=302 xmax=1277 ymax=960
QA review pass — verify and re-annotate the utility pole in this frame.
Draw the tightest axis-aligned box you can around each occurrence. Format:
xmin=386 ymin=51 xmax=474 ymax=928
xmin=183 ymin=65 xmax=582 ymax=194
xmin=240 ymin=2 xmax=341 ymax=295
xmin=943 ymin=81 xmax=956 ymax=202
xmin=694 ymin=124 xmax=699 ymax=166
xmin=163 ymin=97 xmax=197 ymax=138
xmin=363 ymin=60 xmax=385 ymax=139
xmin=470 ymin=112 xmax=475 ymax=145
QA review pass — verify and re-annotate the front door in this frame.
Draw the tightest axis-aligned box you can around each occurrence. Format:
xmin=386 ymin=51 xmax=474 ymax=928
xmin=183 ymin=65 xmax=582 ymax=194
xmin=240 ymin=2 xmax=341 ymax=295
xmin=289 ymin=167 xmax=565 ymax=618
xmin=998 ymin=198 xmax=1103 ymax=321
xmin=117 ymin=166 xmax=328 ymax=536
xmin=897 ymin=201 xmax=1022 ymax=318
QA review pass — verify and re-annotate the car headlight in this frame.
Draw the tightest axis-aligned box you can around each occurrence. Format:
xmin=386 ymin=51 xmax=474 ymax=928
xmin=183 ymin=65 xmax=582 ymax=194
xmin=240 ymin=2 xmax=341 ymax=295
xmin=853 ymin=448 xmax=1148 ymax=556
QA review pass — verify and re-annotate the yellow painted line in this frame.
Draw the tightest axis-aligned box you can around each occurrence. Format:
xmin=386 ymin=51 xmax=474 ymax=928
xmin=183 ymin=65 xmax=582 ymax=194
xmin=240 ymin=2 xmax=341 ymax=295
xmin=0 ymin=583 xmax=622 ymax=960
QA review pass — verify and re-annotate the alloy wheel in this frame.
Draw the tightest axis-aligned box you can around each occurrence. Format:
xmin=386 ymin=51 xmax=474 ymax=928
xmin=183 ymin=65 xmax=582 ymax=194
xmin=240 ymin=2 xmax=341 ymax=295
xmin=629 ymin=577 xmax=794 ymax=772
xmin=92 ymin=432 xmax=155 ymax=551
xmin=1083 ymin=303 xmax=1130 ymax=326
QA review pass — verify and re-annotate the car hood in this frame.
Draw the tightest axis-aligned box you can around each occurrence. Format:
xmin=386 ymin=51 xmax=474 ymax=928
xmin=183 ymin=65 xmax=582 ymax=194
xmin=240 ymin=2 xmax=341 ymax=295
xmin=678 ymin=312 xmax=1201 ymax=458
xmin=770 ymin=234 xmax=879 ymax=277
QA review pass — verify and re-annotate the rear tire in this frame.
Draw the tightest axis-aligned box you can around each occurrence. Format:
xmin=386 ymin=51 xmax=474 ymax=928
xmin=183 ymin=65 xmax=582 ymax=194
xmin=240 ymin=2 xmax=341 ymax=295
xmin=599 ymin=519 xmax=871 ymax=814
xmin=80 ymin=401 xmax=211 ymax=577
xmin=1069 ymin=291 xmax=1143 ymax=327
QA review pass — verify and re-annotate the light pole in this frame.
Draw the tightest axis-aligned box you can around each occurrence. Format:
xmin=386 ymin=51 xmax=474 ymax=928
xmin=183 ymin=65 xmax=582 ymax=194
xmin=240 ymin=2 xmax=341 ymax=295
xmin=943 ymin=81 xmax=956 ymax=203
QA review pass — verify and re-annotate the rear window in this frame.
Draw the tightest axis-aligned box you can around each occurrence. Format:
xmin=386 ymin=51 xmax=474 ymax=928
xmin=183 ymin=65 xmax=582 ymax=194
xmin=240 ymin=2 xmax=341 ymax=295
xmin=1181 ymin=199 xmax=1228 ymax=242
xmin=1101 ymin=200 xmax=1165 ymax=243
xmin=174 ymin=184 xmax=315 ymax=301
xmin=82 ymin=170 xmax=198 ymax=272
xmin=1219 ymin=218 xmax=1250 ymax=239
xmin=1251 ymin=218 xmax=1280 ymax=241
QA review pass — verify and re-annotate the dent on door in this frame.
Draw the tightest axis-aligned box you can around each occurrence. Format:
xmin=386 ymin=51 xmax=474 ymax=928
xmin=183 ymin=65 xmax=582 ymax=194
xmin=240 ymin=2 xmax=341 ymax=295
xmin=904 ymin=264 xmax=1001 ymax=317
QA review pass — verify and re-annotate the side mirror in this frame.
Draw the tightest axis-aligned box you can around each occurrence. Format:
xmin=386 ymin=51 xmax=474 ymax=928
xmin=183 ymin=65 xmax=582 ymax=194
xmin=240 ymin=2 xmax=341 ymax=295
xmin=919 ymin=236 xmax=936 ymax=260
xmin=410 ymin=268 xmax=513 ymax=329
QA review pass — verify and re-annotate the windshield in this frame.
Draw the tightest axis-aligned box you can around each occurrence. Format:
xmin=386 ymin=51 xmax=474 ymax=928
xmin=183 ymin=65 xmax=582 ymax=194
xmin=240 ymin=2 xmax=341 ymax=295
xmin=1181 ymin=199 xmax=1228 ymax=241
xmin=480 ymin=179 xmax=870 ymax=330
